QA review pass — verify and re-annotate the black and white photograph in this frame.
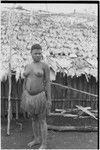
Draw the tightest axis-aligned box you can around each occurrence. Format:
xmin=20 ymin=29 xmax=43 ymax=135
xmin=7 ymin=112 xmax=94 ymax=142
xmin=1 ymin=1 xmax=99 ymax=149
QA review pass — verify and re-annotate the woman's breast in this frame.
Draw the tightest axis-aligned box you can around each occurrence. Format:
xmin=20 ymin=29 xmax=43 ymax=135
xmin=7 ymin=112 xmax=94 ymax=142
xmin=26 ymin=76 xmax=44 ymax=95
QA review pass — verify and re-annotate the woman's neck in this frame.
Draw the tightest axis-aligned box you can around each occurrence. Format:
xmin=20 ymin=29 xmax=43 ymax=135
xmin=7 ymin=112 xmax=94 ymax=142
xmin=33 ymin=60 xmax=40 ymax=64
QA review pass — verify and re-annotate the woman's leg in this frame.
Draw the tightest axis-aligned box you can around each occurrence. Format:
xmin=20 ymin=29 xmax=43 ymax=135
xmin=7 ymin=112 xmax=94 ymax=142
xmin=28 ymin=116 xmax=40 ymax=147
xmin=39 ymin=118 xmax=48 ymax=149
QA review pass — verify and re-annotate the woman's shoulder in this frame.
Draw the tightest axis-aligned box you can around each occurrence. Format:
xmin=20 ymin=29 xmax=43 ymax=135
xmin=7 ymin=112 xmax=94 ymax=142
xmin=41 ymin=61 xmax=50 ymax=70
xmin=25 ymin=63 xmax=32 ymax=69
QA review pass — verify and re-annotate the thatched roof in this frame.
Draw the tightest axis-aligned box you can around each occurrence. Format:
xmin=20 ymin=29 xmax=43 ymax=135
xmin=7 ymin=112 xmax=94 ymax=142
xmin=1 ymin=7 xmax=97 ymax=81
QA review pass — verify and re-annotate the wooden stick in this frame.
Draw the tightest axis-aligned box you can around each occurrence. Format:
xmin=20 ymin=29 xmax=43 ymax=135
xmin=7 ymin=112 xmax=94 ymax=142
xmin=7 ymin=9 xmax=12 ymax=135
xmin=16 ymin=100 xmax=18 ymax=120
xmin=51 ymin=82 xmax=98 ymax=97
xmin=48 ymin=125 xmax=97 ymax=132
xmin=10 ymin=103 xmax=12 ymax=120
xmin=7 ymin=63 xmax=11 ymax=135
xmin=0 ymin=79 xmax=1 ymax=118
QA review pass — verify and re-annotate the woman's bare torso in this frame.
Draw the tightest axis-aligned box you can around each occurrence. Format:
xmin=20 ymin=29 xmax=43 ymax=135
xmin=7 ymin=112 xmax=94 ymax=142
xmin=26 ymin=62 xmax=44 ymax=95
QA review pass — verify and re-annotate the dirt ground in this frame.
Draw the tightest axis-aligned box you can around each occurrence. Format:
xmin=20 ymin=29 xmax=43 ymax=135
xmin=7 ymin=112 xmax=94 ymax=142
xmin=1 ymin=118 xmax=98 ymax=149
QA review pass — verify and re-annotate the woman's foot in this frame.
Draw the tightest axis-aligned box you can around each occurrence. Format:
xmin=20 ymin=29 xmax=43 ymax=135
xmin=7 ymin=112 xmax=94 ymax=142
xmin=27 ymin=139 xmax=40 ymax=147
xmin=39 ymin=144 xmax=47 ymax=150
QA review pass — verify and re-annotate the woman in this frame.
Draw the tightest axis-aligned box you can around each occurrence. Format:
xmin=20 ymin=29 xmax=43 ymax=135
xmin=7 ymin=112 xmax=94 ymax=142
xmin=21 ymin=44 xmax=51 ymax=149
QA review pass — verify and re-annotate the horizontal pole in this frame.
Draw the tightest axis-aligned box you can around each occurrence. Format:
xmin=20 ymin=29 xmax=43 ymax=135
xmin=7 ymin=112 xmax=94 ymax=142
xmin=51 ymin=82 xmax=98 ymax=98
xmin=51 ymin=99 xmax=97 ymax=101
xmin=48 ymin=125 xmax=98 ymax=132
xmin=1 ymin=97 xmax=97 ymax=101
xmin=1 ymin=97 xmax=20 ymax=101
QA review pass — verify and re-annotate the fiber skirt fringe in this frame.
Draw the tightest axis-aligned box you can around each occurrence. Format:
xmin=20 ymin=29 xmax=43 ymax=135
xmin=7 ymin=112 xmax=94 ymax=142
xmin=21 ymin=90 xmax=46 ymax=117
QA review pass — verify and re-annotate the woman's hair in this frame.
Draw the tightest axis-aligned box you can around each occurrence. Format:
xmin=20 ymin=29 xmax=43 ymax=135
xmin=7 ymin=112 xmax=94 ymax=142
xmin=31 ymin=44 xmax=42 ymax=53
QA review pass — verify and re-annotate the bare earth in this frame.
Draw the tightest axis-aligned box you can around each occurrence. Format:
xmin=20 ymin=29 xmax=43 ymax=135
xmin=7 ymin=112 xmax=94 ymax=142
xmin=1 ymin=119 xmax=98 ymax=149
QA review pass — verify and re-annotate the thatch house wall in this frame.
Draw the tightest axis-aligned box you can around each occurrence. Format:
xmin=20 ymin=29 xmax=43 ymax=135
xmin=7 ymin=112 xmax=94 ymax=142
xmin=1 ymin=73 xmax=98 ymax=118
xmin=1 ymin=7 xmax=98 ymax=118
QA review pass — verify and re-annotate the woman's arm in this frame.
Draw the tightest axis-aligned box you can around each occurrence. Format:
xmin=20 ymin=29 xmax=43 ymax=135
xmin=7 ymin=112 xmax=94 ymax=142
xmin=22 ymin=65 xmax=30 ymax=91
xmin=43 ymin=63 xmax=51 ymax=103
xmin=23 ymin=65 xmax=30 ymax=77
xmin=23 ymin=77 xmax=27 ymax=91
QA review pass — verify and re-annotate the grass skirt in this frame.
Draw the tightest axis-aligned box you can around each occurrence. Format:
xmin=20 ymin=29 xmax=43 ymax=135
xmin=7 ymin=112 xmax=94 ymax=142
xmin=21 ymin=90 xmax=46 ymax=118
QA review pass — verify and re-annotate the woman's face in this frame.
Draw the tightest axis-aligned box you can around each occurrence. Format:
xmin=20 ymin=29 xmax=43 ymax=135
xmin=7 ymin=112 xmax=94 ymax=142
xmin=31 ymin=49 xmax=42 ymax=62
